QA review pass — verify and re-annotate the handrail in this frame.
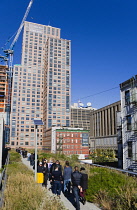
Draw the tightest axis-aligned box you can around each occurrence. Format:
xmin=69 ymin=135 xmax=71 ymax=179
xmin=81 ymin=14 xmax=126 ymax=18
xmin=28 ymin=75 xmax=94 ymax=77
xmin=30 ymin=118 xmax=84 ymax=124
xmin=79 ymin=160 xmax=137 ymax=176
xmin=0 ymin=153 xmax=10 ymax=208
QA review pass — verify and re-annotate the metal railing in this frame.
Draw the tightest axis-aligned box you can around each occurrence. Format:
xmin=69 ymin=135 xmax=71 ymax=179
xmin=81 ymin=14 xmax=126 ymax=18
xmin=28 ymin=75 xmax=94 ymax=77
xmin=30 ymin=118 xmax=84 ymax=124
xmin=79 ymin=160 xmax=137 ymax=177
xmin=0 ymin=153 xmax=9 ymax=208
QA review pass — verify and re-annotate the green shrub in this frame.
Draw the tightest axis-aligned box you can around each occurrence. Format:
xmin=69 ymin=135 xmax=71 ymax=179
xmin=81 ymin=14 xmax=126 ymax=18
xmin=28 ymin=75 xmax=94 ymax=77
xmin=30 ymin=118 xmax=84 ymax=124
xmin=89 ymin=149 xmax=116 ymax=163
xmin=86 ymin=166 xmax=137 ymax=210
xmin=9 ymin=151 xmax=21 ymax=163
xmin=86 ymin=167 xmax=127 ymax=202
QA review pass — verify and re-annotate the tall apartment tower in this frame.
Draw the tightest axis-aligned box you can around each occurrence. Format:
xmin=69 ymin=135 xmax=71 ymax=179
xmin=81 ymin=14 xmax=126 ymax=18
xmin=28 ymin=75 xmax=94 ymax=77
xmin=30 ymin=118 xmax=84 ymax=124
xmin=43 ymin=29 xmax=71 ymax=149
xmin=10 ymin=21 xmax=71 ymax=148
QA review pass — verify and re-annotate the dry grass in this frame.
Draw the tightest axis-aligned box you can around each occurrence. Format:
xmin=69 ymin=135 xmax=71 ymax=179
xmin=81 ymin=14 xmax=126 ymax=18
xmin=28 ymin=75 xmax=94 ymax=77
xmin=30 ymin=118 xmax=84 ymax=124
xmin=94 ymin=190 xmax=112 ymax=210
xmin=2 ymin=173 xmax=44 ymax=210
xmin=93 ymin=178 xmax=137 ymax=210
xmin=3 ymin=172 xmax=66 ymax=210
xmin=2 ymin=151 xmax=67 ymax=210
xmin=114 ymin=178 xmax=137 ymax=210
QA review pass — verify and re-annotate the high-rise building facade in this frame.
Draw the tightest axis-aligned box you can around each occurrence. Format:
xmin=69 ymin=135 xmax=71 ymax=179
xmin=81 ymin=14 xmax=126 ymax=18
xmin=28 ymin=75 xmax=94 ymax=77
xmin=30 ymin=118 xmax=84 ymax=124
xmin=71 ymin=103 xmax=96 ymax=130
xmin=10 ymin=21 xmax=69 ymax=148
xmin=42 ymin=29 xmax=71 ymax=148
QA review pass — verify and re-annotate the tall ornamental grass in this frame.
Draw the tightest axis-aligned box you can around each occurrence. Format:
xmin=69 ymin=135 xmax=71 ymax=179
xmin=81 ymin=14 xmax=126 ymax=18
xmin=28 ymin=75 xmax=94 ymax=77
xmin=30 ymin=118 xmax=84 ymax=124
xmin=3 ymin=173 xmax=43 ymax=210
xmin=2 ymin=151 xmax=66 ymax=210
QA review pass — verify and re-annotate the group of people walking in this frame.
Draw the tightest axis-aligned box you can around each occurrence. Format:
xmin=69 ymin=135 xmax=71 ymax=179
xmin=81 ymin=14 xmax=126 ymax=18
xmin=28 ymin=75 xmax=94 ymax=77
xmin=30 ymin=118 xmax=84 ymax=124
xmin=37 ymin=159 xmax=88 ymax=210
xmin=17 ymin=148 xmax=88 ymax=210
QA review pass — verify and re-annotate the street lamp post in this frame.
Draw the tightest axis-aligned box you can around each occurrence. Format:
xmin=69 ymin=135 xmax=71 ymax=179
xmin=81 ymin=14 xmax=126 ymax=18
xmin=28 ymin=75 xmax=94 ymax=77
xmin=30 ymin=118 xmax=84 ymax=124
xmin=35 ymin=124 xmax=38 ymax=182
xmin=34 ymin=118 xmax=44 ymax=182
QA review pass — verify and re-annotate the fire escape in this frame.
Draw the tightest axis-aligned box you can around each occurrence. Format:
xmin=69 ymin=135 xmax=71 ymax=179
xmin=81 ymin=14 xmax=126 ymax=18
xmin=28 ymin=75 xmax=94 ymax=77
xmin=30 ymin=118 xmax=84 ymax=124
xmin=128 ymin=77 xmax=137 ymax=172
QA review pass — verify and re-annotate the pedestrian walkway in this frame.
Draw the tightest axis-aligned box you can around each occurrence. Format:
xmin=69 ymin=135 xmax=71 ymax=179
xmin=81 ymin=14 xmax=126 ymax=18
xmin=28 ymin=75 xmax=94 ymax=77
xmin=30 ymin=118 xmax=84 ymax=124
xmin=21 ymin=157 xmax=101 ymax=210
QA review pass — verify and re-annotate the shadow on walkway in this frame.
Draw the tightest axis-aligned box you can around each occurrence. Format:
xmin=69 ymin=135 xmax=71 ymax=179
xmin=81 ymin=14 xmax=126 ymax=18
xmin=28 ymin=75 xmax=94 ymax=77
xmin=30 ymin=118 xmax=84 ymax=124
xmin=63 ymin=192 xmax=76 ymax=207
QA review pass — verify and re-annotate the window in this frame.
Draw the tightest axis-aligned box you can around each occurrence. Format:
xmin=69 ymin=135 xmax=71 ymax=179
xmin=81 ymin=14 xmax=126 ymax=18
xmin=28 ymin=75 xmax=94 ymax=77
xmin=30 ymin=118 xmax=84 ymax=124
xmin=127 ymin=115 xmax=131 ymax=130
xmin=128 ymin=142 xmax=132 ymax=158
xmin=56 ymin=29 xmax=59 ymax=36
xmin=47 ymin=27 xmax=50 ymax=34
xmin=48 ymin=119 xmax=52 ymax=128
xmin=66 ymin=120 xmax=70 ymax=127
xmin=125 ymin=90 xmax=130 ymax=105
xmin=52 ymin=28 xmax=55 ymax=35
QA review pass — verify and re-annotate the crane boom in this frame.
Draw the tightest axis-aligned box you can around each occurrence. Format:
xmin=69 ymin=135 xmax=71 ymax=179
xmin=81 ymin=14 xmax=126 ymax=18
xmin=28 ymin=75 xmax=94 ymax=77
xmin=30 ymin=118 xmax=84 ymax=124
xmin=10 ymin=0 xmax=34 ymax=50
xmin=4 ymin=0 xmax=34 ymax=56
xmin=3 ymin=0 xmax=34 ymax=143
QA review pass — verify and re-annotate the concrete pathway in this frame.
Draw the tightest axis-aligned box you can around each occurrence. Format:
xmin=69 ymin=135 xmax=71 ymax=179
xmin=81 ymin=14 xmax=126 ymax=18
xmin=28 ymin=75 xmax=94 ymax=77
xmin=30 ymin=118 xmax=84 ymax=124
xmin=21 ymin=157 xmax=101 ymax=210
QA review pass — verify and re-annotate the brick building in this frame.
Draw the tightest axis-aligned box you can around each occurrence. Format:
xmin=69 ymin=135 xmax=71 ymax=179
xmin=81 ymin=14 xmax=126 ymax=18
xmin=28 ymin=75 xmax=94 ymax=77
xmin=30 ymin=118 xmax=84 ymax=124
xmin=44 ymin=127 xmax=89 ymax=155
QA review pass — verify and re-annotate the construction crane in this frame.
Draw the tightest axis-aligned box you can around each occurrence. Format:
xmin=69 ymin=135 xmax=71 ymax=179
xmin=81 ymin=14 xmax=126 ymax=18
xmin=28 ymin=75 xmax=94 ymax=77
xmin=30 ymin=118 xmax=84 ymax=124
xmin=0 ymin=0 xmax=34 ymax=142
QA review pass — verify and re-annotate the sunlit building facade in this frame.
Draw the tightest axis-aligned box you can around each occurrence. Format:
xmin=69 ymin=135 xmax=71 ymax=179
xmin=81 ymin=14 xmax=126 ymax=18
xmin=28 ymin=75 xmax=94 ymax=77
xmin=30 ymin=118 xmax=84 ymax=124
xmin=43 ymin=31 xmax=71 ymax=148
xmin=10 ymin=21 xmax=64 ymax=148
xmin=89 ymin=101 xmax=121 ymax=151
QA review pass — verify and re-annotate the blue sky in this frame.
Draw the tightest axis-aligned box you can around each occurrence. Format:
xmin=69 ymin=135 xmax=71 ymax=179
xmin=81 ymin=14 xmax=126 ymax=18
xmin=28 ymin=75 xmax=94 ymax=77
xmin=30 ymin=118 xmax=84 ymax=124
xmin=0 ymin=0 xmax=137 ymax=109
